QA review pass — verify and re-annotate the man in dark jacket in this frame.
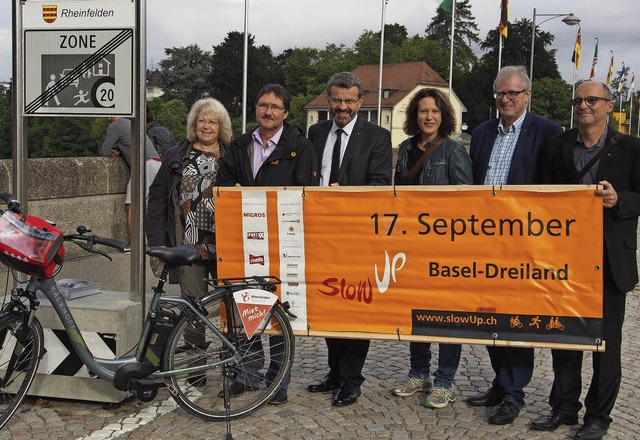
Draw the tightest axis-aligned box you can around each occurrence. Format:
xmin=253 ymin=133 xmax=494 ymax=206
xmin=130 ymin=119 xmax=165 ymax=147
xmin=216 ymin=84 xmax=318 ymax=405
xmin=532 ymin=81 xmax=640 ymax=440
xmin=467 ymin=66 xmax=562 ymax=425
xmin=306 ymin=72 xmax=392 ymax=407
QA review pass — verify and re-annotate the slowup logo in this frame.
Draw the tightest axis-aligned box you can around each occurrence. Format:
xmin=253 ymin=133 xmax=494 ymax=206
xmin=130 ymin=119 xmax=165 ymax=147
xmin=43 ymin=5 xmax=57 ymax=23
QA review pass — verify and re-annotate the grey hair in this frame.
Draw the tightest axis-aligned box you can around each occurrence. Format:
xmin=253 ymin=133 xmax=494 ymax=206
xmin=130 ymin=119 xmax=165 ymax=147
xmin=325 ymin=72 xmax=364 ymax=99
xmin=186 ymin=97 xmax=233 ymax=145
xmin=493 ymin=66 xmax=531 ymax=92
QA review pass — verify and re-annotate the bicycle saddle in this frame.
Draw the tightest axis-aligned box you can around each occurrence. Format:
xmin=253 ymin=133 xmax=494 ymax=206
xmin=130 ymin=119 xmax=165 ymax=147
xmin=147 ymin=245 xmax=200 ymax=267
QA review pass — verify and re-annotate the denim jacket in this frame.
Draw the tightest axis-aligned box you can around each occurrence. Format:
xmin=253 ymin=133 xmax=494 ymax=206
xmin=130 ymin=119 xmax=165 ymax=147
xmin=394 ymin=136 xmax=473 ymax=186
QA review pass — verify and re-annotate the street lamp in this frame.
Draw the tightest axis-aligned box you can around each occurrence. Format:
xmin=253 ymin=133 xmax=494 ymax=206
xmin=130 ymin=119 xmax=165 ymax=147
xmin=529 ymin=8 xmax=581 ymax=110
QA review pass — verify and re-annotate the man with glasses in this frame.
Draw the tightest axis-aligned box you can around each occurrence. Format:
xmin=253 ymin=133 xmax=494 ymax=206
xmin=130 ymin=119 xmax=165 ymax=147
xmin=532 ymin=81 xmax=640 ymax=440
xmin=306 ymin=72 xmax=392 ymax=406
xmin=217 ymin=84 xmax=319 ymax=405
xmin=467 ymin=66 xmax=562 ymax=425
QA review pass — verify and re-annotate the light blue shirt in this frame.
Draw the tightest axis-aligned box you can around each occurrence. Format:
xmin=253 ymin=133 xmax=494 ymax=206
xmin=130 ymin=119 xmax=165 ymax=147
xmin=483 ymin=111 xmax=527 ymax=185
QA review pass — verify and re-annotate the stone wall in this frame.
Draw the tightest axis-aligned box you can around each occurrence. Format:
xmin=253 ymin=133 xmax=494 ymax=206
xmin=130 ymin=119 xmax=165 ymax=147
xmin=0 ymin=157 xmax=130 ymax=259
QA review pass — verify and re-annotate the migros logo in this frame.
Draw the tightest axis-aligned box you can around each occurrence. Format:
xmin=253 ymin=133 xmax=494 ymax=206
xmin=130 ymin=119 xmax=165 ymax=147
xmin=317 ymin=251 xmax=406 ymax=304
xmin=42 ymin=5 xmax=57 ymax=23
xmin=243 ymin=212 xmax=265 ymax=218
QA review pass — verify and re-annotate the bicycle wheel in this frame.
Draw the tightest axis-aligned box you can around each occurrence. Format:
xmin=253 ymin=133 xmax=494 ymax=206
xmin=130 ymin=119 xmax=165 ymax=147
xmin=0 ymin=313 xmax=44 ymax=429
xmin=163 ymin=292 xmax=295 ymax=421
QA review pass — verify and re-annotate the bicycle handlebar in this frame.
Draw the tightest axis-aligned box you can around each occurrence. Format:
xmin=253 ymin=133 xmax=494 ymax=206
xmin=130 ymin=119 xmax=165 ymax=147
xmin=0 ymin=192 xmax=23 ymax=214
xmin=64 ymin=233 xmax=129 ymax=252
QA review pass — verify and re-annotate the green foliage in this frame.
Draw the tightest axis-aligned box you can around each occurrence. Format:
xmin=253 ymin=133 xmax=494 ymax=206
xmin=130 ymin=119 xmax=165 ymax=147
xmin=480 ymin=19 xmax=560 ymax=81
xmin=425 ymin=0 xmax=480 ymax=77
xmin=0 ymin=91 xmax=11 ymax=159
xmin=148 ymin=97 xmax=188 ymax=143
xmin=530 ymin=77 xmax=572 ymax=129
xmin=160 ymin=44 xmax=213 ymax=108
xmin=388 ymin=36 xmax=449 ymax=74
xmin=28 ymin=116 xmax=102 ymax=158
xmin=353 ymin=24 xmax=408 ymax=66
xmin=209 ymin=32 xmax=283 ymax=118
xmin=288 ymin=93 xmax=316 ymax=132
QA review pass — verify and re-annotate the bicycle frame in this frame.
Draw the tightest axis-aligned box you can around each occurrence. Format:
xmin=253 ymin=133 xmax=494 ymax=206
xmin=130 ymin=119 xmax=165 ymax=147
xmin=25 ymin=275 xmax=242 ymax=385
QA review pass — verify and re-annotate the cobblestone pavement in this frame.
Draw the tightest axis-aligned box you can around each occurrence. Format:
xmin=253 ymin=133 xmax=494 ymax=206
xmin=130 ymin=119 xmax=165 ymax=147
xmin=2 ymin=281 xmax=639 ymax=440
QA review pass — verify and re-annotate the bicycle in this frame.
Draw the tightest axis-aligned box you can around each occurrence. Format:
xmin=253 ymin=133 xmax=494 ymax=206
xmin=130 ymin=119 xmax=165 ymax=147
xmin=0 ymin=193 xmax=295 ymax=437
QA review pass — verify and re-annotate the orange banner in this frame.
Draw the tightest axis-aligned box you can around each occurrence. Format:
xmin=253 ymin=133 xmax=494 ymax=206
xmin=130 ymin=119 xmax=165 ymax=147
xmin=215 ymin=186 xmax=603 ymax=350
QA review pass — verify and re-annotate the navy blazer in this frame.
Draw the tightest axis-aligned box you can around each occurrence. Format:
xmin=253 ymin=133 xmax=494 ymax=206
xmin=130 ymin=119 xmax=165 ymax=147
xmin=308 ymin=117 xmax=392 ymax=185
xmin=470 ymin=112 xmax=562 ymax=185
xmin=538 ymin=128 xmax=640 ymax=293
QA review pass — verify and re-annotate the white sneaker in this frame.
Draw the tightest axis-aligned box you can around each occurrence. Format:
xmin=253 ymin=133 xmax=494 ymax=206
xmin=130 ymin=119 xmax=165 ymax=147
xmin=391 ymin=377 xmax=433 ymax=397
xmin=421 ymin=386 xmax=456 ymax=409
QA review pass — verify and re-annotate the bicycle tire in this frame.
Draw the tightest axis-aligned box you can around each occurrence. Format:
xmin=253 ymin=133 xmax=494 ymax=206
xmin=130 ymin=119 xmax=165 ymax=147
xmin=162 ymin=292 xmax=295 ymax=421
xmin=0 ymin=313 xmax=44 ymax=429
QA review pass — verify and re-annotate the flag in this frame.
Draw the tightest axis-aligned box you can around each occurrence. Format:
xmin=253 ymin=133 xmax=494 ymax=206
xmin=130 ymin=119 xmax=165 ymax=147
xmin=439 ymin=0 xmax=453 ymax=14
xmin=617 ymin=63 xmax=628 ymax=94
xmin=627 ymin=72 xmax=635 ymax=102
xmin=499 ymin=0 xmax=509 ymax=39
xmin=589 ymin=38 xmax=598 ymax=79
xmin=605 ymin=51 xmax=615 ymax=86
xmin=571 ymin=27 xmax=582 ymax=69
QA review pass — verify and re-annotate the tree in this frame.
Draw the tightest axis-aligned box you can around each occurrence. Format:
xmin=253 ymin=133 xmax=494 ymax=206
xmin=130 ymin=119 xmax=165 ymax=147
xmin=148 ymin=97 xmax=188 ymax=142
xmin=281 ymin=47 xmax=321 ymax=96
xmin=353 ymin=23 xmax=408 ymax=66
xmin=209 ymin=31 xmax=282 ymax=121
xmin=0 ymin=90 xmax=11 ymax=159
xmin=28 ymin=117 xmax=101 ymax=158
xmin=159 ymin=44 xmax=213 ymax=108
xmin=480 ymin=19 xmax=560 ymax=82
xmin=425 ymin=0 xmax=480 ymax=77
xmin=530 ymin=77 xmax=572 ymax=128
xmin=388 ymin=35 xmax=449 ymax=74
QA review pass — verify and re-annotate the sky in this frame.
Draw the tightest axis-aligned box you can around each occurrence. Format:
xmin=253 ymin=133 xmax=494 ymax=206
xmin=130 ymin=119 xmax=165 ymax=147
xmin=2 ymin=0 xmax=639 ymax=90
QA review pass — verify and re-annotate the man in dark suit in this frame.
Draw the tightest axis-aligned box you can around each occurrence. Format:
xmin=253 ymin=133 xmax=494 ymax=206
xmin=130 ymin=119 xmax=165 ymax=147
xmin=467 ymin=66 xmax=562 ymax=424
xmin=306 ymin=72 xmax=392 ymax=406
xmin=531 ymin=81 xmax=640 ymax=440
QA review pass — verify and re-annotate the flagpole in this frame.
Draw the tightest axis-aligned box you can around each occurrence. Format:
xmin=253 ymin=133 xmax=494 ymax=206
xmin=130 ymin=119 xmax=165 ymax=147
xmin=376 ymin=0 xmax=386 ymax=126
xmin=629 ymin=98 xmax=633 ymax=136
xmin=447 ymin=0 xmax=456 ymax=99
xmin=570 ymin=26 xmax=579 ymax=129
xmin=242 ymin=0 xmax=249 ymax=132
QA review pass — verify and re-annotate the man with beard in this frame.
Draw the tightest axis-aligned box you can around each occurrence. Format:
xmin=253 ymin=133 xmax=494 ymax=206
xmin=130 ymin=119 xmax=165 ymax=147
xmin=306 ymin=71 xmax=392 ymax=406
xmin=216 ymin=84 xmax=318 ymax=405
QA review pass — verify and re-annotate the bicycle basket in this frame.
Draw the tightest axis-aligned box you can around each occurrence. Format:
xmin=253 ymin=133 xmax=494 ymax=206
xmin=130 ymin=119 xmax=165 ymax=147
xmin=0 ymin=210 xmax=64 ymax=278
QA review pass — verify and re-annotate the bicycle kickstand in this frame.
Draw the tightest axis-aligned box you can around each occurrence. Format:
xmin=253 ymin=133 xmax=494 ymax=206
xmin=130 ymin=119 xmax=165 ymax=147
xmin=223 ymin=375 xmax=233 ymax=440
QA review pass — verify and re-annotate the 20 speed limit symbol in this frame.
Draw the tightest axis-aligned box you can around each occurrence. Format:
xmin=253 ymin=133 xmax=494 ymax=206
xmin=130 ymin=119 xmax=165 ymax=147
xmin=91 ymin=77 xmax=116 ymax=108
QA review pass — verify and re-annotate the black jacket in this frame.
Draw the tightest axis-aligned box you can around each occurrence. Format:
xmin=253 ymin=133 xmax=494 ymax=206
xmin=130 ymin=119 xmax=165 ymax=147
xmin=146 ymin=139 xmax=194 ymax=247
xmin=216 ymin=123 xmax=319 ymax=187
xmin=538 ymin=128 xmax=640 ymax=293
xmin=308 ymin=117 xmax=392 ymax=185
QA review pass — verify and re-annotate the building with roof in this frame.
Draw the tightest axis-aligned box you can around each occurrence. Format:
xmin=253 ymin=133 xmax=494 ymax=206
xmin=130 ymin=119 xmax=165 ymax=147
xmin=304 ymin=61 xmax=466 ymax=148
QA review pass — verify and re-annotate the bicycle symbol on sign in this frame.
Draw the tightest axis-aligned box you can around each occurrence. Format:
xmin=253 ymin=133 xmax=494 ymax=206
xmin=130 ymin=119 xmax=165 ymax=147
xmin=546 ymin=317 xmax=565 ymax=330
xmin=509 ymin=316 xmax=524 ymax=328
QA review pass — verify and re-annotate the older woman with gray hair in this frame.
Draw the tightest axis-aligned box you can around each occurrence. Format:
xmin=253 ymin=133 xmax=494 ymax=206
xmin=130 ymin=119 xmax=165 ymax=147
xmin=146 ymin=98 xmax=232 ymax=384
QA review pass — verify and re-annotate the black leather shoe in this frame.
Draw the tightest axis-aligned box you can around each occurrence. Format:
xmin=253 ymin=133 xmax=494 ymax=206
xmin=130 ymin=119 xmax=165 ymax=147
xmin=331 ymin=383 xmax=361 ymax=406
xmin=217 ymin=380 xmax=259 ymax=398
xmin=308 ymin=376 xmax=339 ymax=393
xmin=268 ymin=388 xmax=288 ymax=405
xmin=489 ymin=401 xmax=520 ymax=425
xmin=574 ymin=423 xmax=607 ymax=440
xmin=466 ymin=388 xmax=505 ymax=407
xmin=531 ymin=411 xmax=579 ymax=431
